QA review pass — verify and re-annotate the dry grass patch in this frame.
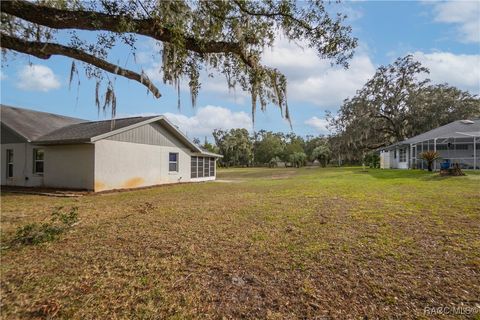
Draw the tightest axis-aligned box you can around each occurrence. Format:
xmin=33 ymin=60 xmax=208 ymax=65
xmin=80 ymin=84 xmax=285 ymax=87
xmin=1 ymin=167 xmax=479 ymax=319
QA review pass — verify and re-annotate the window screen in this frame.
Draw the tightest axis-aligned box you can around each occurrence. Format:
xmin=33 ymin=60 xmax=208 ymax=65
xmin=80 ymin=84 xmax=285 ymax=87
xmin=209 ymin=158 xmax=215 ymax=176
xmin=204 ymin=157 xmax=209 ymax=177
xmin=191 ymin=156 xmax=197 ymax=178
xmin=169 ymin=153 xmax=178 ymax=172
xmin=436 ymin=144 xmax=447 ymax=150
xmin=33 ymin=148 xmax=44 ymax=174
xmin=198 ymin=157 xmax=204 ymax=177
xmin=399 ymin=148 xmax=406 ymax=162
xmin=455 ymin=144 xmax=469 ymax=150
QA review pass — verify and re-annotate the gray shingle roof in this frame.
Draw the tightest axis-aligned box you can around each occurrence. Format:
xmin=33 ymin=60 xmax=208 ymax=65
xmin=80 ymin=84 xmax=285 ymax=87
xmin=0 ymin=105 xmax=222 ymax=157
xmin=382 ymin=119 xmax=480 ymax=150
xmin=1 ymin=104 xmax=86 ymax=141
xmin=35 ymin=116 xmax=157 ymax=144
xmin=402 ymin=119 xmax=480 ymax=144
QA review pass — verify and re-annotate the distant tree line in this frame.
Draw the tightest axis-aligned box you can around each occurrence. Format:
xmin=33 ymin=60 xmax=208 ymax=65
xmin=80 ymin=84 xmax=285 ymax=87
xmin=195 ymin=55 xmax=479 ymax=168
xmin=194 ymin=130 xmax=331 ymax=168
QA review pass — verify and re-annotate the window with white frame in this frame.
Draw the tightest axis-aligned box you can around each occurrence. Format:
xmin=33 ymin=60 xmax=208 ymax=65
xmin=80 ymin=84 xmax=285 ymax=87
xmin=169 ymin=153 xmax=178 ymax=172
xmin=399 ymin=148 xmax=406 ymax=162
xmin=6 ymin=149 xmax=13 ymax=178
xmin=33 ymin=148 xmax=44 ymax=174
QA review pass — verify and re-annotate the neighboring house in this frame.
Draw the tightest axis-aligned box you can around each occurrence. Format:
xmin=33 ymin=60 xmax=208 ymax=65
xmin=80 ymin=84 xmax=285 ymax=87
xmin=380 ymin=119 xmax=479 ymax=170
xmin=1 ymin=105 xmax=221 ymax=191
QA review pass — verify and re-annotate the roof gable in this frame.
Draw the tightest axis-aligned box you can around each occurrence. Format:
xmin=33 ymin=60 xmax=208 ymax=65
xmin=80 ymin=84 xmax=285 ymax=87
xmin=105 ymin=121 xmax=194 ymax=149
xmin=35 ymin=116 xmax=158 ymax=144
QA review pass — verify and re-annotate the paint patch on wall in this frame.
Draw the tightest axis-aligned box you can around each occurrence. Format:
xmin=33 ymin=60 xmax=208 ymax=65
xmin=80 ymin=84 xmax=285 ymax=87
xmin=122 ymin=177 xmax=145 ymax=188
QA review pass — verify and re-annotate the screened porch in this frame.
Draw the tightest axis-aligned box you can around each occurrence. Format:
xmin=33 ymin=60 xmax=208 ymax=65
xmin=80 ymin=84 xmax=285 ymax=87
xmin=410 ymin=134 xmax=479 ymax=170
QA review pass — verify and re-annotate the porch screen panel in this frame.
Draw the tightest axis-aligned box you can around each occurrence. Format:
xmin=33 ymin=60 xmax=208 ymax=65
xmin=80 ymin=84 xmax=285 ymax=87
xmin=204 ymin=157 xmax=209 ymax=177
xmin=399 ymin=148 xmax=406 ymax=162
xmin=209 ymin=158 xmax=215 ymax=176
xmin=198 ymin=157 xmax=204 ymax=178
xmin=191 ymin=156 xmax=197 ymax=178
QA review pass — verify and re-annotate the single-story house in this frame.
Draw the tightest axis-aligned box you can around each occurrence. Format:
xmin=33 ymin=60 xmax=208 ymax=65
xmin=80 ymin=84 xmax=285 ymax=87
xmin=380 ymin=119 xmax=479 ymax=170
xmin=1 ymin=105 xmax=221 ymax=191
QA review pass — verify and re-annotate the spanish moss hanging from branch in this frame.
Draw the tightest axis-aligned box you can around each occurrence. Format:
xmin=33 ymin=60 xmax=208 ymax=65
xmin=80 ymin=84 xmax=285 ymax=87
xmin=1 ymin=0 xmax=358 ymax=123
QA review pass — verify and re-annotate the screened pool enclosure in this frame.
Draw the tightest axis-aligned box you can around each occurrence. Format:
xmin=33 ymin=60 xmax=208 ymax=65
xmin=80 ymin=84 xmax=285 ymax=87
xmin=380 ymin=119 xmax=479 ymax=171
xmin=410 ymin=134 xmax=479 ymax=170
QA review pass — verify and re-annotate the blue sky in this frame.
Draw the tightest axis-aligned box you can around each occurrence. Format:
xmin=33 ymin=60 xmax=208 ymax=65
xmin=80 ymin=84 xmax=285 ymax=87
xmin=1 ymin=1 xmax=479 ymax=140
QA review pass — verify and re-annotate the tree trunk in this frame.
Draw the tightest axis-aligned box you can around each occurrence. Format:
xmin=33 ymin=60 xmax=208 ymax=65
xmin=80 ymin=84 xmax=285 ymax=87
xmin=427 ymin=161 xmax=433 ymax=172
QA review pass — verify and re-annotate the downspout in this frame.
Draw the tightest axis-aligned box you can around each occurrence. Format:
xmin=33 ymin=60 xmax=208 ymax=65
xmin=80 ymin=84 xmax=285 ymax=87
xmin=434 ymin=138 xmax=437 ymax=171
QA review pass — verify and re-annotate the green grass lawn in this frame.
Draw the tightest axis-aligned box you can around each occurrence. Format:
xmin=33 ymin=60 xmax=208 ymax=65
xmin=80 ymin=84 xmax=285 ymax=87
xmin=1 ymin=167 xmax=479 ymax=319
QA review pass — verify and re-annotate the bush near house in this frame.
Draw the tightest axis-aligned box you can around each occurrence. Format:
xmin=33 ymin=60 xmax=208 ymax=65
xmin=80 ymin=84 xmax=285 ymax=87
xmin=364 ymin=152 xmax=380 ymax=168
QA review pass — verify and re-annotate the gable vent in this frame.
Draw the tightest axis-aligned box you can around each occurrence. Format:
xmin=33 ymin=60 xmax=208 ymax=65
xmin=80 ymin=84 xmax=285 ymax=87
xmin=461 ymin=120 xmax=474 ymax=124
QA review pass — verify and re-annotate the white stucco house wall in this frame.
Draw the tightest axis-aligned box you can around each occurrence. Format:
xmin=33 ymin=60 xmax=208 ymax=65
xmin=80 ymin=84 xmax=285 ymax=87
xmin=380 ymin=119 xmax=479 ymax=170
xmin=1 ymin=105 xmax=221 ymax=191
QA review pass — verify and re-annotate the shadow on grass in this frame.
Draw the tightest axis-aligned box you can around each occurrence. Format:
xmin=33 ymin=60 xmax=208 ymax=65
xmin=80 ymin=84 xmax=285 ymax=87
xmin=360 ymin=168 xmax=435 ymax=180
xmin=361 ymin=168 xmax=479 ymax=181
xmin=0 ymin=192 xmax=25 ymax=197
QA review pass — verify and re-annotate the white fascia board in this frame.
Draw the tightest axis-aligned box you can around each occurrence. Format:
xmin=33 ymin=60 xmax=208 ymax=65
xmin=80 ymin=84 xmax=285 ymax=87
xmin=191 ymin=151 xmax=223 ymax=158
xmin=158 ymin=116 xmax=204 ymax=153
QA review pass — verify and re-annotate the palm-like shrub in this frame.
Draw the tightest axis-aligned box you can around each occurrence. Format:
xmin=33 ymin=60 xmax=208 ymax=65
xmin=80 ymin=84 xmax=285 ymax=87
xmin=420 ymin=151 xmax=441 ymax=172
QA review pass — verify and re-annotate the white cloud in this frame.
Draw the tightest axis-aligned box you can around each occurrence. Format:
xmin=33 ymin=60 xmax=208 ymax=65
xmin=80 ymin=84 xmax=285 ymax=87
xmin=430 ymin=1 xmax=480 ymax=43
xmin=135 ymin=38 xmax=160 ymax=64
xmin=164 ymin=105 xmax=252 ymax=137
xmin=412 ymin=51 xmax=480 ymax=94
xmin=262 ymin=37 xmax=376 ymax=108
xmin=304 ymin=116 xmax=330 ymax=134
xmin=144 ymin=61 xmax=163 ymax=83
xmin=201 ymin=73 xmax=249 ymax=105
xmin=16 ymin=64 xmax=60 ymax=92
xmin=340 ymin=4 xmax=364 ymax=22
xmin=135 ymin=39 xmax=164 ymax=82
xmin=139 ymin=29 xmax=374 ymax=110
